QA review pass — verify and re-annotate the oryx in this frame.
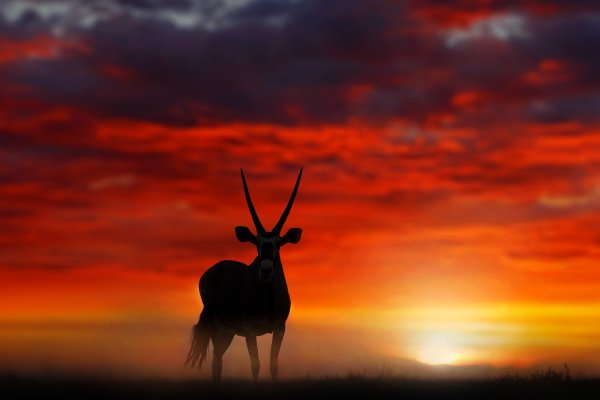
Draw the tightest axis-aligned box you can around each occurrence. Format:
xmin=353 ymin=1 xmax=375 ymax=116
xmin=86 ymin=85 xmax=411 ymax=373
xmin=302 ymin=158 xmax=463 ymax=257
xmin=186 ymin=168 xmax=303 ymax=382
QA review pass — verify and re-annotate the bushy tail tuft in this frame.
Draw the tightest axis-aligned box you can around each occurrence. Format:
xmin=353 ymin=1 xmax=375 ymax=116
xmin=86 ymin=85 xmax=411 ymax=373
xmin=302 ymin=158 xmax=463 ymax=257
xmin=185 ymin=309 xmax=212 ymax=369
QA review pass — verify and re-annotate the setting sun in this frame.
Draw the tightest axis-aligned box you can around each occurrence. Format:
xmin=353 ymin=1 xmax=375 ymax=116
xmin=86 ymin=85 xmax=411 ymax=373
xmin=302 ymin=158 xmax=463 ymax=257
xmin=418 ymin=348 xmax=461 ymax=366
xmin=414 ymin=333 xmax=463 ymax=365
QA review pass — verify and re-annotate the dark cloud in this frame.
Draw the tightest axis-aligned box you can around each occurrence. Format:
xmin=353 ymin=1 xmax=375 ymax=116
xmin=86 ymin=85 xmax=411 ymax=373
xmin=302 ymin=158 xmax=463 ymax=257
xmin=525 ymin=93 xmax=600 ymax=123
xmin=408 ymin=0 xmax=600 ymax=19
xmin=0 ymin=9 xmax=47 ymax=39
xmin=229 ymin=0 xmax=296 ymax=20
xmin=116 ymin=0 xmax=193 ymax=10
xmin=526 ymin=13 xmax=600 ymax=77
xmin=1 ymin=0 xmax=597 ymax=126
xmin=1 ymin=0 xmax=426 ymax=125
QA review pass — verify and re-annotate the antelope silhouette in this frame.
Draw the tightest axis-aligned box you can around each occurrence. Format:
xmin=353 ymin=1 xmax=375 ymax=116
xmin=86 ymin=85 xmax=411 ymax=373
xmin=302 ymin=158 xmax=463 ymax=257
xmin=185 ymin=168 xmax=303 ymax=382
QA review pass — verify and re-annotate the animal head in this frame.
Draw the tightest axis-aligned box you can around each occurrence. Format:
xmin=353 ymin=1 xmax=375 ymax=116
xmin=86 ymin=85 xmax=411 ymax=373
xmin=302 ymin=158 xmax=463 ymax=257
xmin=235 ymin=168 xmax=303 ymax=284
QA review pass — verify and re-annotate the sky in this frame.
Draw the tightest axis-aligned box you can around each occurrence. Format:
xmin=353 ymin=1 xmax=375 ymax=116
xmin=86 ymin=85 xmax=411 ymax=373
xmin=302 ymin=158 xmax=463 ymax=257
xmin=1 ymin=0 xmax=600 ymax=379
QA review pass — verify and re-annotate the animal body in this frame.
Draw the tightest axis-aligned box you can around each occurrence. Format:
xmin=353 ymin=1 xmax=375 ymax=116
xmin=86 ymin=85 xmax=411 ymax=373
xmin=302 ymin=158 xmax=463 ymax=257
xmin=186 ymin=168 xmax=303 ymax=382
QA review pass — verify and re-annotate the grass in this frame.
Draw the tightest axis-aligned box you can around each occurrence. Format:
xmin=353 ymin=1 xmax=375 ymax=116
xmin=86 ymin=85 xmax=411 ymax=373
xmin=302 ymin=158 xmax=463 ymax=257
xmin=498 ymin=364 xmax=574 ymax=383
xmin=1 ymin=367 xmax=599 ymax=400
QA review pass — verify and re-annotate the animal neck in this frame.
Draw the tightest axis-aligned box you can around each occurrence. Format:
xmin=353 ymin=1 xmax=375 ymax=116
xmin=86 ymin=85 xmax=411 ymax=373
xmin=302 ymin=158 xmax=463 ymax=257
xmin=247 ymin=254 xmax=291 ymax=326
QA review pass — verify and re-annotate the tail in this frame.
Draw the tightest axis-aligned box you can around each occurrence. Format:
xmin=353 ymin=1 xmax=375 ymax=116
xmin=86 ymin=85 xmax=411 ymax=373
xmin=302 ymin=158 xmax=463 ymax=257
xmin=185 ymin=309 xmax=213 ymax=369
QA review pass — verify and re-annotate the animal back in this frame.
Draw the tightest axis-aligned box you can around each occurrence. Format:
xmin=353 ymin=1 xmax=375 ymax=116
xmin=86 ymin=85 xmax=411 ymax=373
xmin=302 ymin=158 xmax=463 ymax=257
xmin=199 ymin=260 xmax=249 ymax=328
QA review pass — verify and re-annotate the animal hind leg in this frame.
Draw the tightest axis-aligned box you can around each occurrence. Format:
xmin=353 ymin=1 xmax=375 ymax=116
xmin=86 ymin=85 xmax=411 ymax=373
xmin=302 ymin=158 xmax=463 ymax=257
xmin=211 ymin=324 xmax=234 ymax=383
xmin=245 ymin=336 xmax=260 ymax=381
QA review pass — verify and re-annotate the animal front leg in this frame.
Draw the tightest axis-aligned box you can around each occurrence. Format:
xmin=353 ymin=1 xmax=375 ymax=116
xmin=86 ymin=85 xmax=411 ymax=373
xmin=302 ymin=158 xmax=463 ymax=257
xmin=246 ymin=336 xmax=260 ymax=381
xmin=245 ymin=336 xmax=260 ymax=381
xmin=270 ymin=325 xmax=285 ymax=380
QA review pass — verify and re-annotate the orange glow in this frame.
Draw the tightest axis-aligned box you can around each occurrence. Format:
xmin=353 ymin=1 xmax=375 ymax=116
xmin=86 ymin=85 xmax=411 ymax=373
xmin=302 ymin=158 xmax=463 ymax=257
xmin=523 ymin=59 xmax=575 ymax=85
xmin=2 ymin=118 xmax=600 ymax=375
xmin=451 ymin=91 xmax=486 ymax=107
xmin=0 ymin=36 xmax=58 ymax=64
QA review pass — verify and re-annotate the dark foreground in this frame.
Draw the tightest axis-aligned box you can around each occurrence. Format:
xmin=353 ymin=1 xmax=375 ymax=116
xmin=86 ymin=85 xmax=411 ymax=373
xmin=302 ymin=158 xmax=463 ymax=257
xmin=2 ymin=375 xmax=600 ymax=400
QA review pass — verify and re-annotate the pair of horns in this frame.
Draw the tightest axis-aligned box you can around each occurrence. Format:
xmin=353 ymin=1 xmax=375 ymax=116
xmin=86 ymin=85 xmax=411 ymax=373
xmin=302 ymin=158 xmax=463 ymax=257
xmin=241 ymin=167 xmax=303 ymax=234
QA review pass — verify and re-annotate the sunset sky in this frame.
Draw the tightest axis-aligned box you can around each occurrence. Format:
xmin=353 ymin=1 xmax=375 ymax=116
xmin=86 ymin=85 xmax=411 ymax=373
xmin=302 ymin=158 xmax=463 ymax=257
xmin=1 ymin=0 xmax=600 ymax=379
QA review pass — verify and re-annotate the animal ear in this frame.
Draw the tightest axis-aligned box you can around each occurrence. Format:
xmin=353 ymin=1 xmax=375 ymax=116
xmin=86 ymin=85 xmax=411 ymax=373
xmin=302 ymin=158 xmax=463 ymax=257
xmin=235 ymin=226 xmax=256 ymax=243
xmin=281 ymin=228 xmax=302 ymax=244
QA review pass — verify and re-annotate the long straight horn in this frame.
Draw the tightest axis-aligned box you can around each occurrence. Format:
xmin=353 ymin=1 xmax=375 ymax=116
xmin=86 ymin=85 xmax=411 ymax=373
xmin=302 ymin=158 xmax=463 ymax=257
xmin=273 ymin=167 xmax=303 ymax=234
xmin=241 ymin=169 xmax=265 ymax=234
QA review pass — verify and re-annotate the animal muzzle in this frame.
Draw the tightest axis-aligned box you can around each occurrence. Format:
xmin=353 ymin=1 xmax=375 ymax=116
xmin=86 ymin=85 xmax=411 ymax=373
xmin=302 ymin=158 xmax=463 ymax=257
xmin=259 ymin=259 xmax=274 ymax=282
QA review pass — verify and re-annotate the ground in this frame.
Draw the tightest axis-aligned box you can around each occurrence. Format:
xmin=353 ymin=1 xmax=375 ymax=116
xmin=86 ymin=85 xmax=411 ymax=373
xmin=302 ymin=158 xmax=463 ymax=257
xmin=2 ymin=375 xmax=600 ymax=400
